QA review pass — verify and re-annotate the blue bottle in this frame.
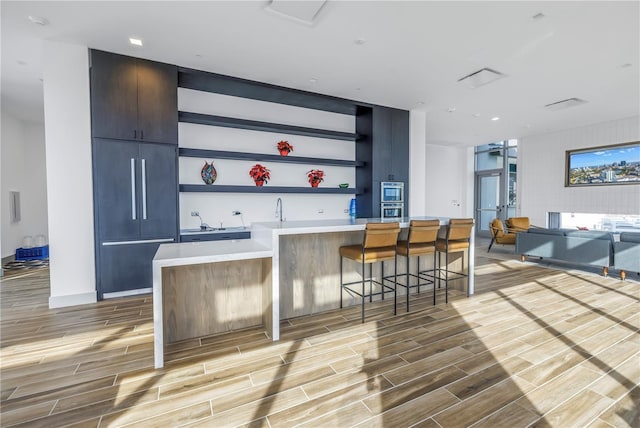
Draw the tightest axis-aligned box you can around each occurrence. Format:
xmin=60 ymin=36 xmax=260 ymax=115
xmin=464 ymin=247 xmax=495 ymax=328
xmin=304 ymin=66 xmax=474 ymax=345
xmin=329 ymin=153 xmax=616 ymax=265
xmin=349 ymin=198 xmax=357 ymax=219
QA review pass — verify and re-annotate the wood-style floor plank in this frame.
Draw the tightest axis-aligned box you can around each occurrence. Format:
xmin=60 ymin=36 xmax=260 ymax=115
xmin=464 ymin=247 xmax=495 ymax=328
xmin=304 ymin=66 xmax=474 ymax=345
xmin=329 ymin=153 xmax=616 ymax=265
xmin=1 ymin=251 xmax=638 ymax=428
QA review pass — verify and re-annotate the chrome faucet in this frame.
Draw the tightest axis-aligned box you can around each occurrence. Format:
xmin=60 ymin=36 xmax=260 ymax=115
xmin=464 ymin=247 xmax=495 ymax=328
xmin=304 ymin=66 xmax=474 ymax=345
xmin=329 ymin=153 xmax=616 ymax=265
xmin=275 ymin=197 xmax=283 ymax=222
xmin=191 ymin=211 xmax=209 ymax=230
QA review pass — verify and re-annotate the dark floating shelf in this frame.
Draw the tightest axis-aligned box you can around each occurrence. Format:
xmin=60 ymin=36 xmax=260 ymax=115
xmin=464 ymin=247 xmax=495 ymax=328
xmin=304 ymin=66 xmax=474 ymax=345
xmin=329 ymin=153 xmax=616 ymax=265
xmin=180 ymin=184 xmax=361 ymax=195
xmin=179 ymin=148 xmax=364 ymax=167
xmin=179 ymin=111 xmax=360 ymax=142
xmin=178 ymin=67 xmax=359 ymax=116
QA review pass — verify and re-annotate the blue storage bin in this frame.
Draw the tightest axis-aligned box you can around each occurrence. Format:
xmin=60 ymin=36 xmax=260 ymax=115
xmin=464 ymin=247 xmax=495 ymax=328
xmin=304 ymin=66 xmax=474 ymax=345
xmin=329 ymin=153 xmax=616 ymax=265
xmin=15 ymin=245 xmax=49 ymax=261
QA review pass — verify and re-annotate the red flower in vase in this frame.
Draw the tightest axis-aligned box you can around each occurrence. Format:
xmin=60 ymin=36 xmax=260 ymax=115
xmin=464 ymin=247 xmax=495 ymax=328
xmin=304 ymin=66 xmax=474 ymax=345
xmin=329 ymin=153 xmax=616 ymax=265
xmin=249 ymin=164 xmax=271 ymax=186
xmin=307 ymin=169 xmax=324 ymax=188
xmin=277 ymin=140 xmax=294 ymax=156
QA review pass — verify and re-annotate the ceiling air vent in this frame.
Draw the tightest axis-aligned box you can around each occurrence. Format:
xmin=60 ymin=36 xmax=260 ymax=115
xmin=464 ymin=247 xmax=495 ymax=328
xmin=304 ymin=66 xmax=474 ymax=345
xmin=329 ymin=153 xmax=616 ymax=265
xmin=265 ymin=0 xmax=327 ymax=25
xmin=458 ymin=68 xmax=505 ymax=88
xmin=544 ymin=98 xmax=588 ymax=111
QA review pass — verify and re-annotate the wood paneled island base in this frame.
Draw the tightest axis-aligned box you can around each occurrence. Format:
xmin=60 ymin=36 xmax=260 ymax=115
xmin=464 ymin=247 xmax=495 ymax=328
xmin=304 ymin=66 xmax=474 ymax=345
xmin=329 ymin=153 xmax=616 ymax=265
xmin=153 ymin=240 xmax=273 ymax=368
xmin=162 ymin=258 xmax=272 ymax=343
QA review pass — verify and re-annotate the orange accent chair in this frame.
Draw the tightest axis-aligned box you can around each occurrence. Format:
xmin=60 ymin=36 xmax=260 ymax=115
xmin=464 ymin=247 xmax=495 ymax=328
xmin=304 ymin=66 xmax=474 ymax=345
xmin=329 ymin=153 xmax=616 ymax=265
xmin=506 ymin=217 xmax=531 ymax=232
xmin=488 ymin=217 xmax=533 ymax=252
xmin=488 ymin=218 xmax=516 ymax=252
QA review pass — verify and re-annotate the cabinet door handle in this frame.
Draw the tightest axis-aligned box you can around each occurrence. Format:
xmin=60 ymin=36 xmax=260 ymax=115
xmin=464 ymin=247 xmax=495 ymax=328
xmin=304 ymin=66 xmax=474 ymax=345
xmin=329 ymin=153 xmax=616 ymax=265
xmin=133 ymin=130 xmax=137 ymax=139
xmin=141 ymin=159 xmax=147 ymax=220
xmin=140 ymin=130 xmax=144 ymax=140
xmin=130 ymin=158 xmax=137 ymax=220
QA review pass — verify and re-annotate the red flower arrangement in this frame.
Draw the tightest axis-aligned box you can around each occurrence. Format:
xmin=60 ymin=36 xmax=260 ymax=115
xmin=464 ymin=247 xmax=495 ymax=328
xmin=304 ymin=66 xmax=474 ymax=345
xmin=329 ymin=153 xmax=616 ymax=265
xmin=277 ymin=140 xmax=294 ymax=156
xmin=249 ymin=164 xmax=271 ymax=186
xmin=307 ymin=169 xmax=324 ymax=188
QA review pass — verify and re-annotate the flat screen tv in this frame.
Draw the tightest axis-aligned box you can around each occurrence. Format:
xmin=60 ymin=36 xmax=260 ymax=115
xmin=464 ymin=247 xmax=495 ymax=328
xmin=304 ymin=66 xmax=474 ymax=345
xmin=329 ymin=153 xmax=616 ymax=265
xmin=565 ymin=141 xmax=640 ymax=187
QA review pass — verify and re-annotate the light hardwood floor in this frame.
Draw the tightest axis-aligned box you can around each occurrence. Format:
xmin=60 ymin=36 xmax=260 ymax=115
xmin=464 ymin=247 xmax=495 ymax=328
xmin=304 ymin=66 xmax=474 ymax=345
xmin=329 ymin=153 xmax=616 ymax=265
xmin=1 ymin=250 xmax=638 ymax=427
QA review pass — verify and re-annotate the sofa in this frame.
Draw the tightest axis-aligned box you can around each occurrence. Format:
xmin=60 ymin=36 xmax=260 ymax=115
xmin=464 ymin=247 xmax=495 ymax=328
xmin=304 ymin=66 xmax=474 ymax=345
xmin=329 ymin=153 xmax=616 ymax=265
xmin=516 ymin=228 xmax=614 ymax=276
xmin=613 ymin=232 xmax=640 ymax=280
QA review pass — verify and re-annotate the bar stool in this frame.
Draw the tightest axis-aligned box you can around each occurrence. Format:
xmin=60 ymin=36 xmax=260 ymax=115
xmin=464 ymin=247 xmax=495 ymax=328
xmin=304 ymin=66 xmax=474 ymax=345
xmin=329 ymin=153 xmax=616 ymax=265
xmin=340 ymin=222 xmax=401 ymax=322
xmin=430 ymin=218 xmax=474 ymax=304
xmin=396 ymin=219 xmax=440 ymax=311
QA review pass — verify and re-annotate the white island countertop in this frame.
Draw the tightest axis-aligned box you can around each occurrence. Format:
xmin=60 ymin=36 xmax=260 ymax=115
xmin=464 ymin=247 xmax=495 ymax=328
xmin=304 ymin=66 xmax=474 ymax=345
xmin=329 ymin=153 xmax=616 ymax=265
xmin=154 ymin=239 xmax=272 ymax=267
xmin=250 ymin=217 xmax=451 ymax=243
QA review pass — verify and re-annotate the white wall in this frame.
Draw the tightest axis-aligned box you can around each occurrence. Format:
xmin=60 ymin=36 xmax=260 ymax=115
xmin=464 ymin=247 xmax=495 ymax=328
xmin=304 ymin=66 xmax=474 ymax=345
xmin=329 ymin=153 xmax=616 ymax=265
xmin=424 ymin=144 xmax=474 ymax=218
xmin=178 ymin=89 xmax=356 ymax=228
xmin=409 ymin=110 xmax=427 ymax=216
xmin=519 ymin=116 xmax=640 ymax=227
xmin=1 ymin=111 xmax=48 ymax=259
xmin=42 ymin=41 xmax=96 ymax=307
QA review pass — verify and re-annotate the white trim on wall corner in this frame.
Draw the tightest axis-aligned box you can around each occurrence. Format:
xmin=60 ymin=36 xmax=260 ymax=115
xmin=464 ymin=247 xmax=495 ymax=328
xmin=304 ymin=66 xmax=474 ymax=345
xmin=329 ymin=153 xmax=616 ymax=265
xmin=49 ymin=291 xmax=97 ymax=308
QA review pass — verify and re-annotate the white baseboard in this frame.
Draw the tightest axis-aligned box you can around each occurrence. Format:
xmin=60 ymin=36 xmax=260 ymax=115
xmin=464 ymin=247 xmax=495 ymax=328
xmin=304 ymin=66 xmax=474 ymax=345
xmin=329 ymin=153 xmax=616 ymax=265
xmin=103 ymin=288 xmax=152 ymax=299
xmin=49 ymin=291 xmax=97 ymax=308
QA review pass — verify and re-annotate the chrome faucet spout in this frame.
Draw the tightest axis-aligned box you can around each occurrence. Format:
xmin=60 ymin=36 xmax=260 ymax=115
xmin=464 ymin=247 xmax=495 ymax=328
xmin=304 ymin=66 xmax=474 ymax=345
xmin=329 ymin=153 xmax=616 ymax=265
xmin=275 ymin=197 xmax=283 ymax=222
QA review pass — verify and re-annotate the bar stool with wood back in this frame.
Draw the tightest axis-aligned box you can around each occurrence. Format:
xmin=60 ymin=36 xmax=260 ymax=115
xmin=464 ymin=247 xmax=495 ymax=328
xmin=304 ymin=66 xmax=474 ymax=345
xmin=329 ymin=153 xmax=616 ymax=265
xmin=429 ymin=218 xmax=474 ymax=304
xmin=395 ymin=219 xmax=441 ymax=311
xmin=339 ymin=222 xmax=401 ymax=322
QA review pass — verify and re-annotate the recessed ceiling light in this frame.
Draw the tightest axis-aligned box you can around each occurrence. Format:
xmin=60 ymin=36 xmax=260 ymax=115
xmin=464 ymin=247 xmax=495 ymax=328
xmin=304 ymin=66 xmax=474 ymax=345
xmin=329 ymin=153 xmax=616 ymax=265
xmin=28 ymin=15 xmax=48 ymax=26
xmin=129 ymin=38 xmax=143 ymax=47
xmin=620 ymin=63 xmax=632 ymax=68
xmin=309 ymin=78 xmax=318 ymax=84
xmin=532 ymin=12 xmax=546 ymax=20
xmin=473 ymin=113 xmax=481 ymax=118
xmin=354 ymin=37 xmax=366 ymax=45
xmin=491 ymin=117 xmax=500 ymax=121
xmin=447 ymin=107 xmax=457 ymax=113
xmin=17 ymin=60 xmax=27 ymax=66
xmin=195 ymin=54 xmax=203 ymax=58
xmin=416 ymin=101 xmax=425 ymax=105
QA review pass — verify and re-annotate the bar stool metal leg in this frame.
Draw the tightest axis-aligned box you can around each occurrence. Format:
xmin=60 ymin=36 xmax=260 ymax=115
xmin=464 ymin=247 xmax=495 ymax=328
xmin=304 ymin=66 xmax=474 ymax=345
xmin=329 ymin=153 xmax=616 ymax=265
xmin=361 ymin=258 xmax=365 ymax=322
xmin=445 ymin=250 xmax=449 ymax=304
xmin=381 ymin=262 xmax=385 ymax=301
xmin=394 ymin=255 xmax=397 ymax=315
xmin=406 ymin=256 xmax=410 ymax=312
xmin=434 ymin=253 xmax=438 ymax=305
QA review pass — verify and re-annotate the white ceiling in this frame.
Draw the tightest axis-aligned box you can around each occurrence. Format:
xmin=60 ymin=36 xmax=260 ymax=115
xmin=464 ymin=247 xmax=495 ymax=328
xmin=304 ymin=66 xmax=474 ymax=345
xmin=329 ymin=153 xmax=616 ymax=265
xmin=2 ymin=1 xmax=638 ymax=146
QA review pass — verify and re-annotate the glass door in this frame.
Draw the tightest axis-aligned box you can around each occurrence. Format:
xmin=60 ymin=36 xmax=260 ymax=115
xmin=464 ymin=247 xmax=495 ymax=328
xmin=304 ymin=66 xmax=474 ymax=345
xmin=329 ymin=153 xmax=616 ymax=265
xmin=475 ymin=171 xmax=504 ymax=237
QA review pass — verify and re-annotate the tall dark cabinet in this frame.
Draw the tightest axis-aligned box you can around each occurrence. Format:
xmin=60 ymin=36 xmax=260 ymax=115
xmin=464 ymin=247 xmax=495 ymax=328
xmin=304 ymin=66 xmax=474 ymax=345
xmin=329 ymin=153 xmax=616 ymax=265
xmin=356 ymin=106 xmax=410 ymax=217
xmin=90 ymin=50 xmax=178 ymax=299
xmin=90 ymin=50 xmax=178 ymax=144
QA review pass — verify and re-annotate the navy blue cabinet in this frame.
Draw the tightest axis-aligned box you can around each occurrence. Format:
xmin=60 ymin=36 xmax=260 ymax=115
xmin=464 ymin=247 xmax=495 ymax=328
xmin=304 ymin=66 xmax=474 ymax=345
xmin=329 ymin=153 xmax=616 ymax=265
xmin=179 ymin=231 xmax=251 ymax=242
xmin=98 ymin=242 xmax=162 ymax=295
xmin=356 ymin=106 xmax=409 ymax=217
xmin=90 ymin=50 xmax=178 ymax=144
xmin=90 ymin=49 xmax=179 ymax=299
xmin=93 ymin=139 xmax=178 ymax=298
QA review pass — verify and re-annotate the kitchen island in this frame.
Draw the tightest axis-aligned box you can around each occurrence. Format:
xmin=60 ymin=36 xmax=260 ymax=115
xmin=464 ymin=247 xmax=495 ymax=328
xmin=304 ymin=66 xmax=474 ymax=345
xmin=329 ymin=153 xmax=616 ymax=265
xmin=153 ymin=217 xmax=474 ymax=368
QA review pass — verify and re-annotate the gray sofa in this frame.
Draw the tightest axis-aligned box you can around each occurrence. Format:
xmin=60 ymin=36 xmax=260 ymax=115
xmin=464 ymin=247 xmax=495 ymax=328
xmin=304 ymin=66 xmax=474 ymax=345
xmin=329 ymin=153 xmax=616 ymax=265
xmin=516 ymin=228 xmax=614 ymax=276
xmin=613 ymin=232 xmax=640 ymax=280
